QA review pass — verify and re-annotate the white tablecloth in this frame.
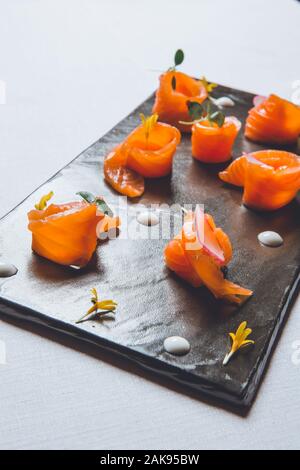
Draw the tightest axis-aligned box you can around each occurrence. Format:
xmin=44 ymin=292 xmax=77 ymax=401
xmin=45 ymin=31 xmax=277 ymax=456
xmin=0 ymin=0 xmax=299 ymax=450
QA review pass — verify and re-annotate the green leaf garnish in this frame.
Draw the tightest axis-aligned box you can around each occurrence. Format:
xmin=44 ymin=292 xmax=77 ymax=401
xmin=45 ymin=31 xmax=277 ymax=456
xmin=168 ymin=49 xmax=184 ymax=71
xmin=94 ymin=197 xmax=114 ymax=217
xmin=174 ymin=49 xmax=184 ymax=67
xmin=76 ymin=191 xmax=95 ymax=204
xmin=210 ymin=111 xmax=225 ymax=128
xmin=180 ymin=98 xmax=225 ymax=127
xmin=187 ymin=101 xmax=203 ymax=120
xmin=76 ymin=191 xmax=113 ymax=217
xmin=203 ymin=99 xmax=212 ymax=117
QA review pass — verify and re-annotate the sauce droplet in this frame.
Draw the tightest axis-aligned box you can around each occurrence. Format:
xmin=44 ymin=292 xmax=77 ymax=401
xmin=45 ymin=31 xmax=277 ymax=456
xmin=0 ymin=262 xmax=18 ymax=278
xmin=211 ymin=96 xmax=235 ymax=108
xmin=137 ymin=211 xmax=159 ymax=227
xmin=163 ymin=336 xmax=191 ymax=356
xmin=258 ymin=231 xmax=283 ymax=247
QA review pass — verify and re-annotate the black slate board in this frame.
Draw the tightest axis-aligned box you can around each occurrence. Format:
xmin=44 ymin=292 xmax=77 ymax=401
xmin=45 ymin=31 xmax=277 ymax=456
xmin=0 ymin=85 xmax=299 ymax=410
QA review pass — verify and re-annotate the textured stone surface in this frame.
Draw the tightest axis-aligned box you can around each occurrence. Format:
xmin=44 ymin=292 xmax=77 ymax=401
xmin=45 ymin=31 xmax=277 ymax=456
xmin=0 ymin=85 xmax=299 ymax=408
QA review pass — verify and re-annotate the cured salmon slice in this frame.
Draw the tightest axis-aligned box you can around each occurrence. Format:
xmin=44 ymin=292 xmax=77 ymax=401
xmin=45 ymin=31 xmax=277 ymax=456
xmin=191 ymin=117 xmax=241 ymax=163
xmin=125 ymin=122 xmax=181 ymax=177
xmin=245 ymin=94 xmax=300 ymax=145
xmin=164 ymin=209 xmax=252 ymax=304
xmin=152 ymin=71 xmax=208 ymax=132
xmin=219 ymin=150 xmax=300 ymax=211
xmin=28 ymin=202 xmax=102 ymax=267
xmin=104 ymin=121 xmax=180 ymax=197
xmin=28 ymin=199 xmax=120 ymax=267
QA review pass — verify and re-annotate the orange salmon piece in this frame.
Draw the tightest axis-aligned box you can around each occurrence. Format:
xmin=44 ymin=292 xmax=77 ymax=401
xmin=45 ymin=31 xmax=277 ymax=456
xmin=28 ymin=202 xmax=103 ymax=267
xmin=219 ymin=150 xmax=300 ymax=211
xmin=164 ymin=210 xmax=252 ymax=304
xmin=245 ymin=94 xmax=300 ymax=145
xmin=152 ymin=71 xmax=208 ymax=132
xmin=191 ymin=117 xmax=241 ymax=163
xmin=104 ymin=122 xmax=180 ymax=197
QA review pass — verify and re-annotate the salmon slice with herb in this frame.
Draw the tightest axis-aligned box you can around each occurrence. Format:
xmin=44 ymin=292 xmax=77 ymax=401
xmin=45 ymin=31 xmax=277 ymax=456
xmin=152 ymin=49 xmax=210 ymax=132
xmin=104 ymin=115 xmax=180 ymax=197
xmin=28 ymin=193 xmax=120 ymax=267
xmin=28 ymin=202 xmax=102 ymax=267
xmin=178 ymin=100 xmax=240 ymax=163
xmin=191 ymin=116 xmax=241 ymax=163
xmin=152 ymin=71 xmax=208 ymax=132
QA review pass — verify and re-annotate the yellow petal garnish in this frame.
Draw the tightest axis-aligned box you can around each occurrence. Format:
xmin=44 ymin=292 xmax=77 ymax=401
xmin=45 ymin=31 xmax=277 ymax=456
xmin=76 ymin=288 xmax=117 ymax=324
xmin=223 ymin=321 xmax=254 ymax=365
xmin=200 ymin=76 xmax=218 ymax=94
xmin=140 ymin=113 xmax=159 ymax=141
xmin=34 ymin=191 xmax=54 ymax=210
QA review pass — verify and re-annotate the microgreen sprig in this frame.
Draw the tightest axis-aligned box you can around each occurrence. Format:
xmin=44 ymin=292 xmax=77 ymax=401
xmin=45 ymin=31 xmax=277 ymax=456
xmin=77 ymin=191 xmax=113 ymax=217
xmin=180 ymin=99 xmax=225 ymax=128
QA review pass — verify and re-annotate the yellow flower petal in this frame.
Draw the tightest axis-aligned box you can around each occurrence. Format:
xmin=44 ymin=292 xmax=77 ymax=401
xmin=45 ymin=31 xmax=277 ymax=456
xmin=223 ymin=321 xmax=254 ymax=365
xmin=140 ymin=113 xmax=159 ymax=140
xmin=76 ymin=289 xmax=117 ymax=324
xmin=90 ymin=287 xmax=98 ymax=303
xmin=240 ymin=328 xmax=252 ymax=343
xmin=241 ymin=340 xmax=254 ymax=347
xmin=235 ymin=321 xmax=247 ymax=340
xmin=200 ymin=76 xmax=218 ymax=94
xmin=86 ymin=304 xmax=98 ymax=315
xmin=96 ymin=300 xmax=117 ymax=311
xmin=207 ymin=83 xmax=218 ymax=93
xmin=34 ymin=191 xmax=54 ymax=210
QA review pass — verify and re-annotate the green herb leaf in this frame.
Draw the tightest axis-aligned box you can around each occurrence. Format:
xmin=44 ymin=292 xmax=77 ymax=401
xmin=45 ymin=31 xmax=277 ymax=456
xmin=210 ymin=111 xmax=225 ymax=128
xmin=76 ymin=191 xmax=95 ymax=204
xmin=171 ymin=75 xmax=176 ymax=90
xmin=187 ymin=101 xmax=204 ymax=120
xmin=174 ymin=49 xmax=184 ymax=67
xmin=77 ymin=191 xmax=114 ymax=217
xmin=94 ymin=197 xmax=114 ymax=217
xmin=203 ymin=99 xmax=212 ymax=117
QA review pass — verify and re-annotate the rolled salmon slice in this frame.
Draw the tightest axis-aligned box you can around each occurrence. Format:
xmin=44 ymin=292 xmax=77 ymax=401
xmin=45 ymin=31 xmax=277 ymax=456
xmin=219 ymin=150 xmax=300 ymax=211
xmin=125 ymin=123 xmax=181 ymax=177
xmin=152 ymin=71 xmax=208 ymax=132
xmin=103 ymin=121 xmax=180 ymax=197
xmin=28 ymin=203 xmax=102 ymax=267
xmin=164 ymin=210 xmax=252 ymax=304
xmin=245 ymin=94 xmax=300 ymax=145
